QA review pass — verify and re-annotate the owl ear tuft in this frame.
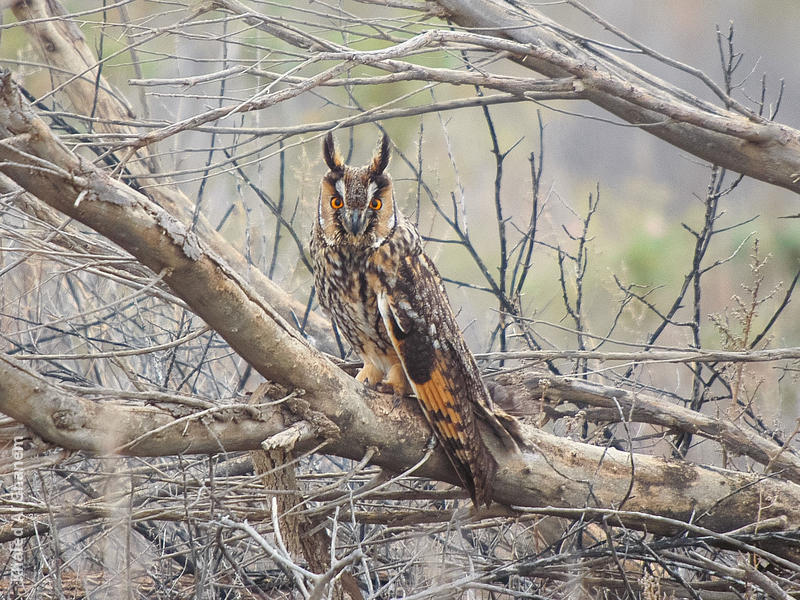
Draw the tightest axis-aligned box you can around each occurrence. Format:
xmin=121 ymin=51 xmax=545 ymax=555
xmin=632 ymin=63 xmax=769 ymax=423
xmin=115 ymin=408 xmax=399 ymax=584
xmin=370 ymin=133 xmax=391 ymax=175
xmin=323 ymin=132 xmax=343 ymax=172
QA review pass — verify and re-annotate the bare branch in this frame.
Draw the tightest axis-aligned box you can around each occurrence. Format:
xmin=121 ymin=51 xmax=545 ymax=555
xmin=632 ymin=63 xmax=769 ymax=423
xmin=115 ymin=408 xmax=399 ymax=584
xmin=435 ymin=0 xmax=800 ymax=194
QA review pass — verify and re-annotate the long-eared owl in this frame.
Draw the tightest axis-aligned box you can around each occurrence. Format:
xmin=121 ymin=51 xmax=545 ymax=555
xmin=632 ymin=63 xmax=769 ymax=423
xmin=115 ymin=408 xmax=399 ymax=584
xmin=310 ymin=132 xmax=516 ymax=507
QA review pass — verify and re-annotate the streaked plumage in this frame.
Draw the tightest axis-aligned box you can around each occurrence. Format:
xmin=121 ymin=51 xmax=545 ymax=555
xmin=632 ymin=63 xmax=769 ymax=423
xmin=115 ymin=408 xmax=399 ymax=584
xmin=310 ymin=132 xmax=516 ymax=507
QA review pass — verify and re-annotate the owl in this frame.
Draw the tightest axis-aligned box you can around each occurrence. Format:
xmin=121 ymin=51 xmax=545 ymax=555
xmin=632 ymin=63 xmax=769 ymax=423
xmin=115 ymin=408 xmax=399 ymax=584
xmin=310 ymin=132 xmax=517 ymax=507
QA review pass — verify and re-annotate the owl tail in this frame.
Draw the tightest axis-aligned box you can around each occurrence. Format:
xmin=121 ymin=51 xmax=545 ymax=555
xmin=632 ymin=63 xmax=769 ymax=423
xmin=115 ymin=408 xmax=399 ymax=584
xmin=413 ymin=373 xmax=498 ymax=508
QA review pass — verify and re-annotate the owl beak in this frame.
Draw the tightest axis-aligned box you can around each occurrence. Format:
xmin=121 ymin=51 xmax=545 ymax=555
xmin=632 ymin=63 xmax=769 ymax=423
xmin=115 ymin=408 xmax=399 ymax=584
xmin=343 ymin=208 xmax=369 ymax=236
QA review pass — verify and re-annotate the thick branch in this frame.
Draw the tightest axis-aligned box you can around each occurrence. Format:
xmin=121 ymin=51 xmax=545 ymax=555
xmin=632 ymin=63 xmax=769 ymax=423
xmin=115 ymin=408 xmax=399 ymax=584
xmin=435 ymin=0 xmax=800 ymax=195
xmin=0 ymin=69 xmax=340 ymax=396
xmin=2 ymin=351 xmax=800 ymax=548
xmin=496 ymin=371 xmax=800 ymax=485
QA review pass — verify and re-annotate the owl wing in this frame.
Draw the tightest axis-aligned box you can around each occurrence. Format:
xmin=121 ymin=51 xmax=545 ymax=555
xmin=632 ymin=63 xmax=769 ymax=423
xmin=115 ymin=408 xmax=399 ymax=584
xmin=376 ymin=251 xmax=501 ymax=506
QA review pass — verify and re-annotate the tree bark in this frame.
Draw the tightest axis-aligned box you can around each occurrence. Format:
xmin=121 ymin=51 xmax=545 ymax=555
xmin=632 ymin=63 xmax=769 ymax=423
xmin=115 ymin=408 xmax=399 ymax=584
xmin=2 ymin=349 xmax=800 ymax=556
xmin=494 ymin=371 xmax=800 ymax=485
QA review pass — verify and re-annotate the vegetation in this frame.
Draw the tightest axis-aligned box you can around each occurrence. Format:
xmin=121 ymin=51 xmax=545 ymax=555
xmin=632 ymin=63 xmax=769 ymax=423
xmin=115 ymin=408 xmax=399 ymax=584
xmin=0 ymin=1 xmax=798 ymax=598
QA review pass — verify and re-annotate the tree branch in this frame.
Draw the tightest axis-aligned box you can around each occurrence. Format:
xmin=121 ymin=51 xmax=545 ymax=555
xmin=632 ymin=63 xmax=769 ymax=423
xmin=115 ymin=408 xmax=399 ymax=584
xmin=434 ymin=0 xmax=800 ymax=195
xmin=3 ymin=349 xmax=800 ymax=551
xmin=9 ymin=0 xmax=337 ymax=353
xmin=496 ymin=370 xmax=800 ymax=485
xmin=1 ymin=32 xmax=799 ymax=555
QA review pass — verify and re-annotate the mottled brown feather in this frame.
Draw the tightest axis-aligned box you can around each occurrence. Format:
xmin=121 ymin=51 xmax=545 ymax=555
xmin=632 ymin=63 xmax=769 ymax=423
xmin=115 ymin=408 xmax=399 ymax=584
xmin=377 ymin=256 xmax=498 ymax=507
xmin=310 ymin=133 xmax=518 ymax=507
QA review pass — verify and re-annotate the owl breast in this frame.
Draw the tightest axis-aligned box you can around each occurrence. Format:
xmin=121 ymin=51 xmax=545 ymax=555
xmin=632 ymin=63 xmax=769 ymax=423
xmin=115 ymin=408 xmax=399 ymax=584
xmin=312 ymin=241 xmax=399 ymax=374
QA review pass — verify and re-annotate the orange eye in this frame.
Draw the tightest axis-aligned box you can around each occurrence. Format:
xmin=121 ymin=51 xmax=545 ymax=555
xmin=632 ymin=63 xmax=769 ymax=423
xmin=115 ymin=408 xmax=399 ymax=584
xmin=369 ymin=197 xmax=382 ymax=210
xmin=330 ymin=196 xmax=343 ymax=210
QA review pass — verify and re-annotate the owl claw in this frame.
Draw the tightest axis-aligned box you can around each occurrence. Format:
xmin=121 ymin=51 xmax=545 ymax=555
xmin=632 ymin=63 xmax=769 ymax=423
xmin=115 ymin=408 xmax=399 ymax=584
xmin=374 ymin=381 xmax=391 ymax=394
xmin=356 ymin=363 xmax=384 ymax=388
xmin=385 ymin=363 xmax=411 ymax=396
xmin=375 ymin=381 xmax=401 ymax=396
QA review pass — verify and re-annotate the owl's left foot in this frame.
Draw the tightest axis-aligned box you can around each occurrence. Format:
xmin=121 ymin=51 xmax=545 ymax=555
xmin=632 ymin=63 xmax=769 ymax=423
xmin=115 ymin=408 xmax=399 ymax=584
xmin=356 ymin=362 xmax=384 ymax=387
xmin=356 ymin=361 xmax=411 ymax=411
xmin=379 ymin=364 xmax=412 ymax=411
xmin=385 ymin=363 xmax=411 ymax=395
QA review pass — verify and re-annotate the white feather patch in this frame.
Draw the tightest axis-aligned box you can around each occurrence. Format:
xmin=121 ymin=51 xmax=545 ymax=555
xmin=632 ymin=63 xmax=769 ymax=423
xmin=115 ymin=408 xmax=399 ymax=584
xmin=377 ymin=291 xmax=406 ymax=334
xmin=377 ymin=292 xmax=419 ymax=395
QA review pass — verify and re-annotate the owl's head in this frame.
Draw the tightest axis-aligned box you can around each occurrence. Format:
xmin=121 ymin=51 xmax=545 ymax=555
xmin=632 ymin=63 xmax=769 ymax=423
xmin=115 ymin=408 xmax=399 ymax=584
xmin=317 ymin=132 xmax=397 ymax=248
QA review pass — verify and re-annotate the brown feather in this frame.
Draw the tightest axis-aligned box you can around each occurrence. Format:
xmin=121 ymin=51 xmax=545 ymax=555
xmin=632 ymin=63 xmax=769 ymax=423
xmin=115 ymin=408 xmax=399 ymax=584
xmin=322 ymin=132 xmax=343 ymax=172
xmin=377 ymin=277 xmax=499 ymax=507
xmin=370 ymin=134 xmax=390 ymax=175
xmin=311 ymin=132 xmax=519 ymax=508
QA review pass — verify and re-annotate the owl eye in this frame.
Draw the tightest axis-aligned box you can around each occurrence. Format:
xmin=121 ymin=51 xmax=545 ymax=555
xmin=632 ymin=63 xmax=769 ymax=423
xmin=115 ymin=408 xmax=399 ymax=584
xmin=330 ymin=196 xmax=343 ymax=210
xmin=369 ymin=197 xmax=382 ymax=210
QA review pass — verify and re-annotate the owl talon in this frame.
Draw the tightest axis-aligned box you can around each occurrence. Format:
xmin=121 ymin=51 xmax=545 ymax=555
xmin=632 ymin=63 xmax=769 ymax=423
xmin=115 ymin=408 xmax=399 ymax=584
xmin=375 ymin=381 xmax=395 ymax=395
xmin=356 ymin=363 xmax=384 ymax=388
xmin=391 ymin=390 xmax=404 ymax=412
xmin=385 ymin=363 xmax=411 ymax=396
